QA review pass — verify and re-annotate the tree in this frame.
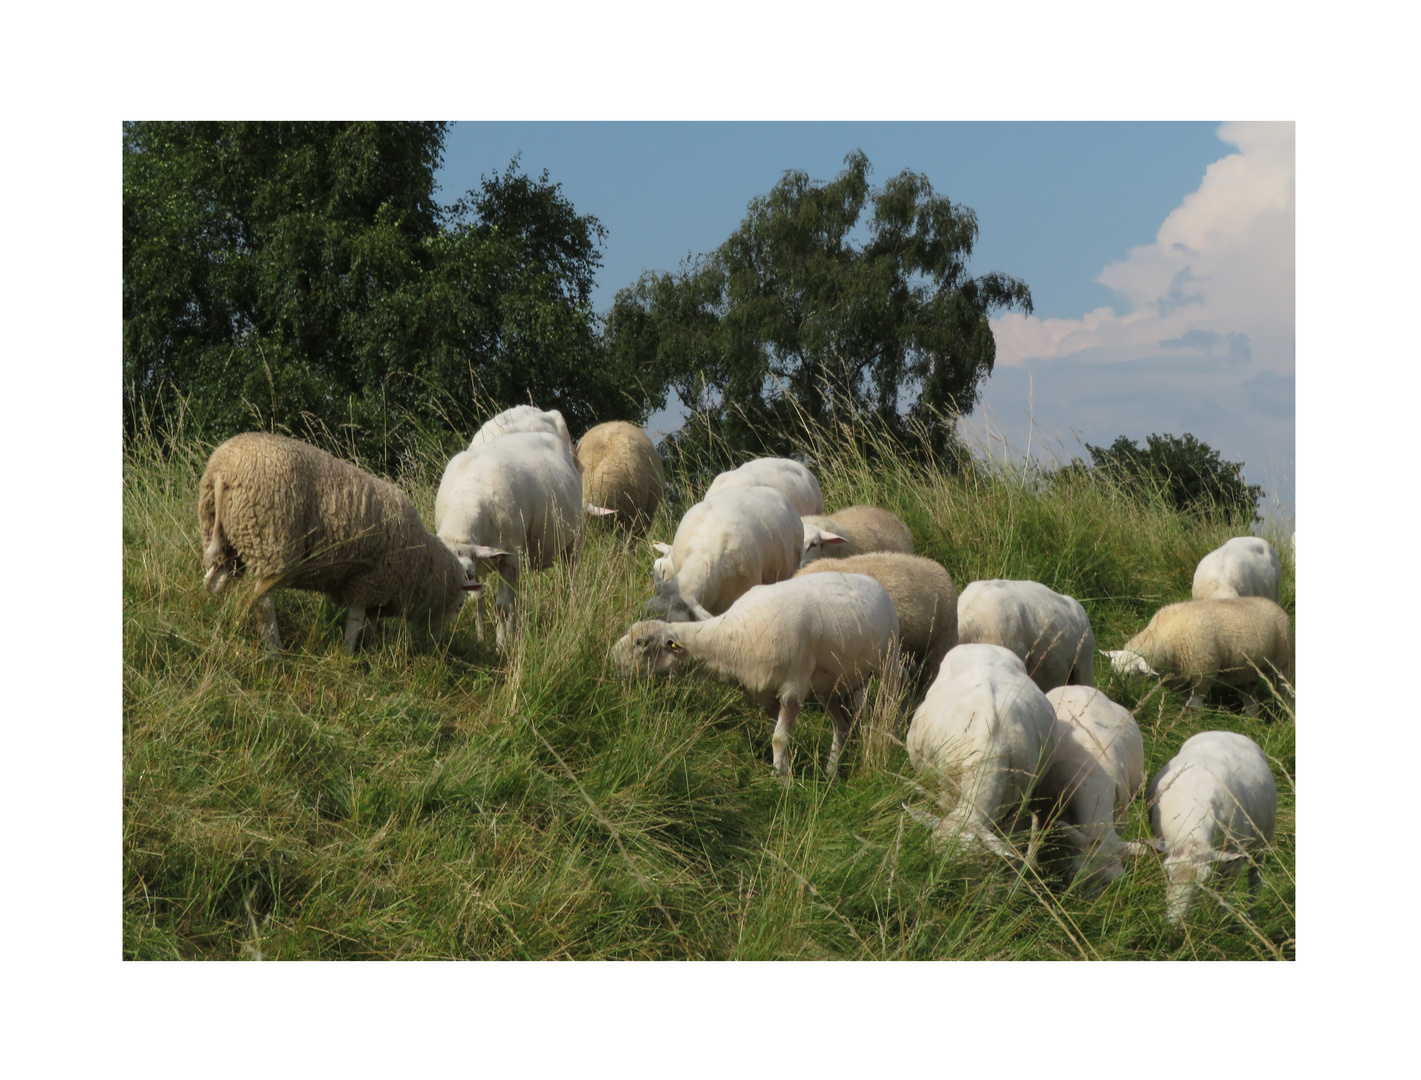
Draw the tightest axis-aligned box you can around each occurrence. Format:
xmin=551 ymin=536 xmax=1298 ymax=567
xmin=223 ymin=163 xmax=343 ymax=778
xmin=123 ymin=122 xmax=656 ymax=460
xmin=605 ymin=150 xmax=1033 ymax=462
xmin=1068 ymin=433 xmax=1264 ymax=524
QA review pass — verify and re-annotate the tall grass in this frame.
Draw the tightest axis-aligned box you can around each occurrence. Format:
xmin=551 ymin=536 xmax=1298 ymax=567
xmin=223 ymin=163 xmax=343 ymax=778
xmin=122 ymin=412 xmax=1295 ymax=960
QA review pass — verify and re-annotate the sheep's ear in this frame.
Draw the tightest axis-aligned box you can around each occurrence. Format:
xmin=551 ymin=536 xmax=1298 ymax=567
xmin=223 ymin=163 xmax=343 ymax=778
xmin=1208 ymin=850 xmax=1246 ymax=864
xmin=462 ymin=581 xmax=485 ymax=596
xmin=651 ymin=542 xmax=672 ymax=555
xmin=586 ymin=504 xmax=616 ymax=517
xmin=819 ymin=531 xmax=849 ymax=547
xmin=469 ymin=545 xmax=510 ymax=560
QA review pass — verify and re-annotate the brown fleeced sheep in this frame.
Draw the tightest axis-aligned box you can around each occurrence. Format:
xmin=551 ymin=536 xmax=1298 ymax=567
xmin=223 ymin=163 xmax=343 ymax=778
xmin=800 ymin=504 xmax=914 ymax=565
xmin=199 ymin=432 xmax=467 ymax=654
xmin=1103 ymin=596 xmax=1293 ymax=714
xmin=575 ymin=421 xmax=665 ymax=534
xmin=795 ymin=552 xmax=957 ymax=676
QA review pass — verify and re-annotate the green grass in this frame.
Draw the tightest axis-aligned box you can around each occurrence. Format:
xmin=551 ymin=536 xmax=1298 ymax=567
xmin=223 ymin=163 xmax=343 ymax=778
xmin=122 ymin=419 xmax=1295 ymax=960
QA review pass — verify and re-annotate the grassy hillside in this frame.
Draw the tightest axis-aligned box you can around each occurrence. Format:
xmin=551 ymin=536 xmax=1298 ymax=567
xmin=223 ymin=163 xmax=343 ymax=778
xmin=122 ymin=420 xmax=1295 ymax=960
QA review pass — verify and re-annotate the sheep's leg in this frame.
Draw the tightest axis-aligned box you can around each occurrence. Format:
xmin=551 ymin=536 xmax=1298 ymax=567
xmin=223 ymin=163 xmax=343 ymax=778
xmin=343 ymin=604 xmax=366 ymax=655
xmin=770 ymin=697 xmax=801 ymax=777
xmin=1247 ymin=862 xmax=1263 ymax=919
xmin=494 ymin=558 xmax=519 ymax=649
xmin=1184 ymin=676 xmax=1209 ymax=710
xmin=823 ymin=694 xmax=856 ymax=781
xmin=258 ymin=592 xmax=282 ymax=654
xmin=1240 ymin=687 xmax=1261 ymax=717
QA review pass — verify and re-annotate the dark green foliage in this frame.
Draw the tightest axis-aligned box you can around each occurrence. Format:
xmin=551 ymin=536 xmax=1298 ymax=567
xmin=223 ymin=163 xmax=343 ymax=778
xmin=123 ymin=123 xmax=659 ymax=460
xmin=605 ymin=150 xmax=1033 ymax=460
xmin=1062 ymin=432 xmax=1265 ymax=524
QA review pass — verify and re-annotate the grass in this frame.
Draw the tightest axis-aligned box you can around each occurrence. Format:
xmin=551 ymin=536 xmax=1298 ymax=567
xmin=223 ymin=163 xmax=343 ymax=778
xmin=122 ymin=416 xmax=1295 ymax=960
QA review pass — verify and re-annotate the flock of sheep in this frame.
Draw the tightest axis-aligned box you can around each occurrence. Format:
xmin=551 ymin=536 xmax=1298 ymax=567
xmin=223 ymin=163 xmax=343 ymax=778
xmin=196 ymin=404 xmax=1294 ymax=925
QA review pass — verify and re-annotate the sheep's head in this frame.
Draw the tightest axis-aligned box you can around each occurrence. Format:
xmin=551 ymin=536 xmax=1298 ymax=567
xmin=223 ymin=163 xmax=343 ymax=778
xmin=1161 ymin=847 xmax=1245 ymax=924
xmin=611 ymin=621 xmax=693 ymax=678
xmin=799 ymin=523 xmax=849 ymax=566
xmin=1103 ymin=649 xmax=1157 ymax=677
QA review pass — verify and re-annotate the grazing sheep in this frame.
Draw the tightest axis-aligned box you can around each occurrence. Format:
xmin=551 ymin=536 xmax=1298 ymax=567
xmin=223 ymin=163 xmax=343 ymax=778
xmin=613 ymin=572 xmax=900 ymax=776
xmin=957 ymin=579 xmax=1096 ymax=693
xmin=1103 ymin=596 xmax=1293 ymax=715
xmin=795 ymin=552 xmax=957 ymax=676
xmin=1138 ymin=731 xmax=1277 ymax=924
xmin=647 ymin=487 xmax=802 ymax=622
xmin=705 ymin=457 xmax=824 ymax=516
xmin=1038 ymin=686 xmax=1146 ymax=893
xmin=468 ymin=405 xmax=573 ymax=457
xmin=198 ymin=432 xmax=467 ymax=654
xmin=800 ymin=505 xmax=914 ymax=565
xmin=1192 ymin=536 xmax=1281 ymax=602
xmin=435 ymin=431 xmax=584 ymax=646
xmin=904 ymin=644 xmax=1059 ymax=860
xmin=575 ymin=421 xmax=665 ymax=534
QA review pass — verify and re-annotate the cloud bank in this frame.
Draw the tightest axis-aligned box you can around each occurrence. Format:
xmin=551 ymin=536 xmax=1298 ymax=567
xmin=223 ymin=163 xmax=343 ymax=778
xmin=974 ymin=122 xmax=1295 ymax=520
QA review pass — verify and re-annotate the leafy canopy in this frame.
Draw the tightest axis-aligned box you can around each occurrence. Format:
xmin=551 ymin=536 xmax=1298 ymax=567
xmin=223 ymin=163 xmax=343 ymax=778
xmin=605 ymin=149 xmax=1033 ymax=464
xmin=123 ymin=122 xmax=659 ymax=460
xmin=1068 ymin=432 xmax=1265 ymax=524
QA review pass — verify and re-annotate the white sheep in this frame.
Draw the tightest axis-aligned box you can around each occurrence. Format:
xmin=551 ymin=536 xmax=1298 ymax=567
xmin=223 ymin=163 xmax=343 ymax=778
xmin=903 ymin=643 xmax=1059 ymax=861
xmin=1192 ymin=536 xmax=1281 ymax=602
xmin=1138 ymin=730 xmax=1277 ymax=924
xmin=1103 ymin=596 xmax=1293 ymax=715
xmin=612 ymin=572 xmax=900 ymax=776
xmin=646 ymin=486 xmax=802 ymax=622
xmin=198 ymin=432 xmax=468 ymax=654
xmin=956 ymin=579 xmax=1097 ymax=693
xmin=795 ymin=552 xmax=957 ymax=676
xmin=468 ymin=404 xmax=573 ymax=457
xmin=575 ymin=421 xmax=665 ymax=535
xmin=704 ymin=457 xmax=824 ymax=516
xmin=1038 ymin=686 xmax=1146 ymax=893
xmin=434 ymin=430 xmax=585 ymax=646
xmin=800 ymin=504 xmax=914 ymax=565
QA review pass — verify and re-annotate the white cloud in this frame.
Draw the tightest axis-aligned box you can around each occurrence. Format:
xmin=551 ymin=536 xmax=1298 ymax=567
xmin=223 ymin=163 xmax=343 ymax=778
xmin=990 ymin=121 xmax=1295 ymax=373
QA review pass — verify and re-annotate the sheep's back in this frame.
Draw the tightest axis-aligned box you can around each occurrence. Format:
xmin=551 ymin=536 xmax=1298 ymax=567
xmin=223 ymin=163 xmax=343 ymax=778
xmin=576 ymin=421 xmax=664 ymax=527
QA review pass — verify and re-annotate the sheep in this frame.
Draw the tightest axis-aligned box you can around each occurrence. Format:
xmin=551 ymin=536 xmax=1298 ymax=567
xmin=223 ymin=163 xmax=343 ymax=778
xmin=434 ymin=430 xmax=585 ymax=646
xmin=575 ymin=421 xmax=665 ymax=535
xmin=468 ymin=405 xmax=573 ymax=457
xmin=646 ymin=486 xmax=802 ymax=622
xmin=704 ymin=457 xmax=824 ymax=516
xmin=1037 ymin=686 xmax=1146 ymax=893
xmin=956 ymin=579 xmax=1096 ymax=693
xmin=903 ymin=643 xmax=1059 ymax=861
xmin=795 ymin=552 xmax=957 ymax=676
xmin=649 ymin=541 xmax=674 ymax=587
xmin=1103 ymin=596 xmax=1293 ymax=715
xmin=1192 ymin=536 xmax=1281 ymax=602
xmin=198 ymin=432 xmax=467 ymax=654
xmin=613 ymin=572 xmax=899 ymax=777
xmin=800 ymin=504 xmax=914 ymax=565
xmin=1137 ymin=730 xmax=1277 ymax=924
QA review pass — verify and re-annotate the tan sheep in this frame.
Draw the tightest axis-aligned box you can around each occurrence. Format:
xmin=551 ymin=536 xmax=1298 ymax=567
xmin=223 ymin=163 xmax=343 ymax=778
xmin=1103 ymin=596 xmax=1293 ymax=714
xmin=198 ymin=433 xmax=467 ymax=654
xmin=795 ymin=552 xmax=957 ymax=676
xmin=800 ymin=504 xmax=914 ymax=565
xmin=575 ymin=421 xmax=665 ymax=535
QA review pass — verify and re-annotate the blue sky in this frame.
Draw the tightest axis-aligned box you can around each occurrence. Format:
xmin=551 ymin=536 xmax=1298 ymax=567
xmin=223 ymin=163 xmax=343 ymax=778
xmin=440 ymin=122 xmax=1294 ymax=524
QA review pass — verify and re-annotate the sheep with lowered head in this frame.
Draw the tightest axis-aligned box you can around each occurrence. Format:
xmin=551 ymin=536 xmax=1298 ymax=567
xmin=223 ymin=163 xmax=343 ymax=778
xmin=435 ymin=430 xmax=586 ymax=646
xmin=1103 ymin=596 xmax=1293 ymax=714
xmin=647 ymin=486 xmax=802 ymax=622
xmin=614 ymin=572 xmax=899 ymax=777
xmin=800 ymin=504 xmax=914 ymax=565
xmin=1192 ymin=536 xmax=1281 ymax=602
xmin=1037 ymin=686 xmax=1146 ymax=893
xmin=704 ymin=457 xmax=824 ymax=516
xmin=575 ymin=421 xmax=665 ymax=535
xmin=957 ymin=579 xmax=1096 ymax=693
xmin=198 ymin=432 xmax=468 ymax=654
xmin=903 ymin=644 xmax=1059 ymax=861
xmin=468 ymin=404 xmax=573 ymax=458
xmin=1137 ymin=730 xmax=1277 ymax=924
xmin=795 ymin=552 xmax=956 ymax=676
